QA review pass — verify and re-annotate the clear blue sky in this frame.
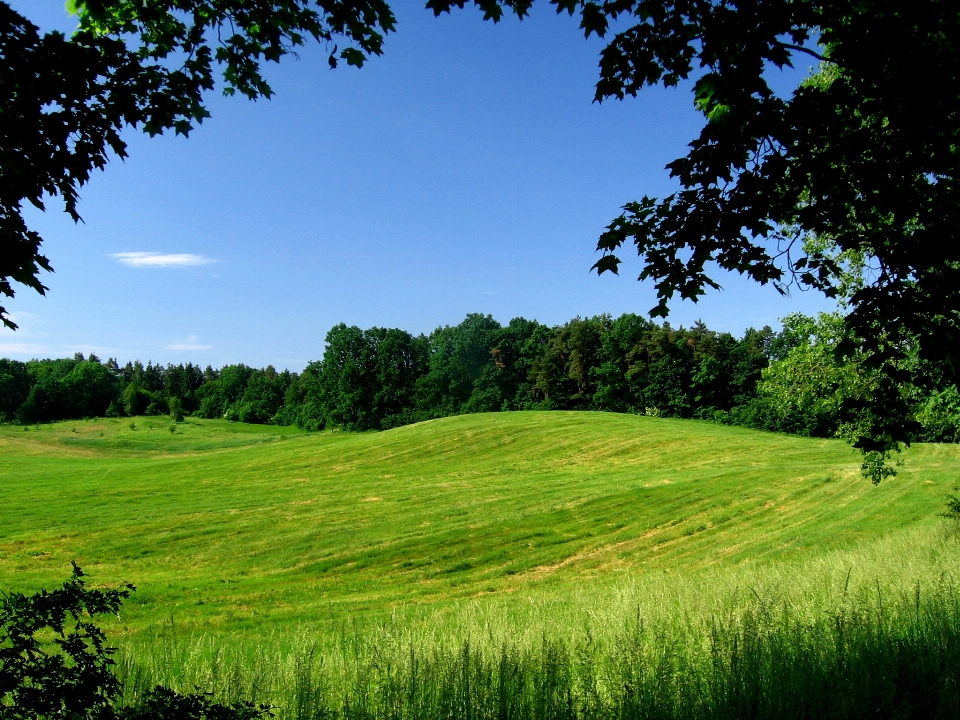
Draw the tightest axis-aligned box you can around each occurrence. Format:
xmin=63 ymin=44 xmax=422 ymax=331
xmin=5 ymin=0 xmax=835 ymax=370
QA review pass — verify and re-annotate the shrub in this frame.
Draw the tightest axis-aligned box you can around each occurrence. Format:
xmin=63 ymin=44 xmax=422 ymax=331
xmin=168 ymin=397 xmax=184 ymax=423
xmin=120 ymin=686 xmax=268 ymax=720
xmin=0 ymin=566 xmax=269 ymax=720
xmin=0 ymin=562 xmax=132 ymax=719
xmin=915 ymin=387 xmax=960 ymax=443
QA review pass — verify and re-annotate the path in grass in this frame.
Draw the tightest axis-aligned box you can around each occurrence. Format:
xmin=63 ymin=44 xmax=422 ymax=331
xmin=0 ymin=412 xmax=953 ymax=633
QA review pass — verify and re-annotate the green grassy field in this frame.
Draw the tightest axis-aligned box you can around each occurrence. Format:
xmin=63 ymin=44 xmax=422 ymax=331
xmin=2 ymin=412 xmax=959 ymax=717
xmin=0 ymin=411 xmax=954 ymax=628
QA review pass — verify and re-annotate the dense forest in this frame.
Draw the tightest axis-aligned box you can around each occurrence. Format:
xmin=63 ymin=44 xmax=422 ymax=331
xmin=1 ymin=312 xmax=958 ymax=443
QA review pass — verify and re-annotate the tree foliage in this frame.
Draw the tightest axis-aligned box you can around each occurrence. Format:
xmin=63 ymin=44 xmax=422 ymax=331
xmin=2 ymin=313 xmax=959 ymax=459
xmin=1 ymin=0 xmax=396 ymax=329
xmin=430 ymin=0 xmax=960 ymax=473
xmin=749 ymin=313 xmax=872 ymax=439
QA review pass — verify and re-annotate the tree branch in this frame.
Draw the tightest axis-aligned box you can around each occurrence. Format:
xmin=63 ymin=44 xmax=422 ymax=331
xmin=778 ymin=42 xmax=828 ymax=64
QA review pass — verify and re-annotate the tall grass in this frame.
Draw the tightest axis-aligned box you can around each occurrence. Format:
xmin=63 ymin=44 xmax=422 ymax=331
xmin=115 ymin=522 xmax=960 ymax=719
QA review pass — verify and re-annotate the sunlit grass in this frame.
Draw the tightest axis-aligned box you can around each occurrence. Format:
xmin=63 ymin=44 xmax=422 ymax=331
xmin=2 ymin=412 xmax=959 ymax=717
xmin=115 ymin=523 xmax=960 ymax=718
xmin=0 ymin=412 xmax=953 ymax=632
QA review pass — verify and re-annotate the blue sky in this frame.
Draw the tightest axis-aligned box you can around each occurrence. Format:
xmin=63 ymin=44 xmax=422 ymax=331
xmin=5 ymin=0 xmax=835 ymax=369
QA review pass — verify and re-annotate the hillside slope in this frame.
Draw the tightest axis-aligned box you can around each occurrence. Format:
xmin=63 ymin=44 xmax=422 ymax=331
xmin=0 ymin=412 xmax=954 ymax=631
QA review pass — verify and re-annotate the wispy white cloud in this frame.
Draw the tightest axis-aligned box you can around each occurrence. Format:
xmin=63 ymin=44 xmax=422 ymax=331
xmin=0 ymin=342 xmax=51 ymax=356
xmin=165 ymin=335 xmax=212 ymax=351
xmin=0 ymin=342 xmax=118 ymax=358
xmin=0 ymin=311 xmax=39 ymax=336
xmin=3 ymin=311 xmax=37 ymax=324
xmin=112 ymin=252 xmax=217 ymax=268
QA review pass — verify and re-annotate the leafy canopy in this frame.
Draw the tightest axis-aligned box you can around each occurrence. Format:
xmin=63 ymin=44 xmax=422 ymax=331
xmin=0 ymin=0 xmax=395 ymax=328
xmin=429 ymin=0 xmax=960 ymax=469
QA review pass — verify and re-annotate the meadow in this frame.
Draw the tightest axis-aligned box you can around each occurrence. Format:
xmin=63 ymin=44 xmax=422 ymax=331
xmin=2 ymin=413 xmax=959 ymax=718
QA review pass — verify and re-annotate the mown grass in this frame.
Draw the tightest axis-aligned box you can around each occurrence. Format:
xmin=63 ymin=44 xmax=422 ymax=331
xmin=2 ymin=412 xmax=959 ymax=717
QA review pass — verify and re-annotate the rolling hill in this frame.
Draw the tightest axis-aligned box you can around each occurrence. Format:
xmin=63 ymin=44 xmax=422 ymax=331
xmin=0 ymin=411 xmax=953 ymax=635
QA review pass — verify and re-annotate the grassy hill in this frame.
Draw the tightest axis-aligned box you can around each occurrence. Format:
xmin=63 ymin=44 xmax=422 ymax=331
xmin=4 ymin=412 xmax=960 ymax=717
xmin=0 ymin=411 xmax=954 ymax=635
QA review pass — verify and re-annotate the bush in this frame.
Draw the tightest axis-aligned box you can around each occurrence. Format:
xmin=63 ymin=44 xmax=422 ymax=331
xmin=168 ymin=397 xmax=184 ymax=423
xmin=915 ymin=387 xmax=960 ymax=443
xmin=120 ymin=686 xmax=268 ymax=720
xmin=0 ymin=562 xmax=131 ymax=719
xmin=0 ymin=566 xmax=270 ymax=720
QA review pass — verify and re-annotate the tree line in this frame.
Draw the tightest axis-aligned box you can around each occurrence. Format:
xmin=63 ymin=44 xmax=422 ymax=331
xmin=1 ymin=312 xmax=957 ymax=444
